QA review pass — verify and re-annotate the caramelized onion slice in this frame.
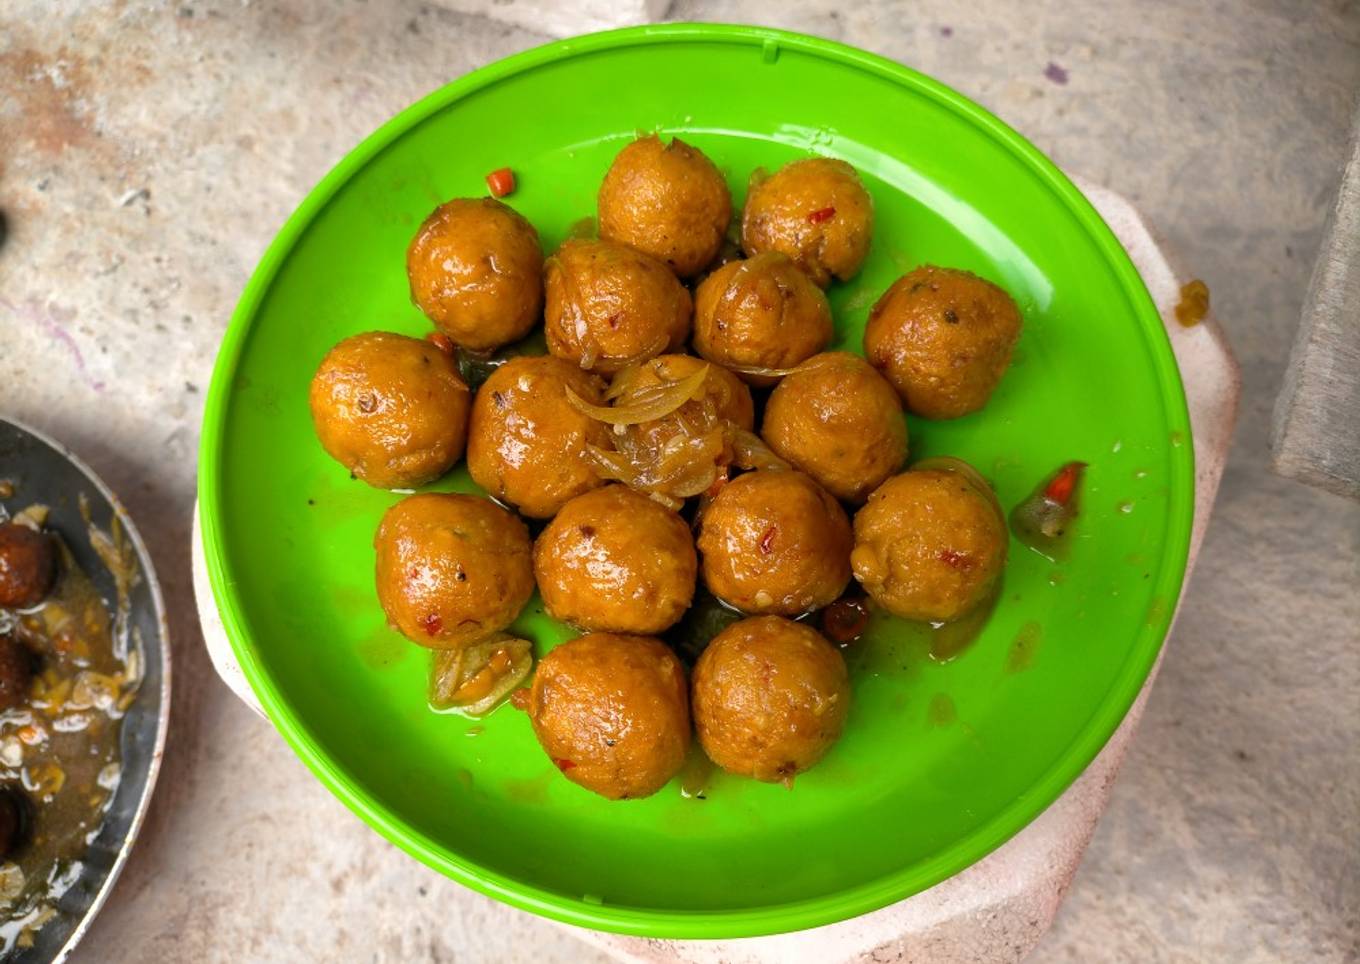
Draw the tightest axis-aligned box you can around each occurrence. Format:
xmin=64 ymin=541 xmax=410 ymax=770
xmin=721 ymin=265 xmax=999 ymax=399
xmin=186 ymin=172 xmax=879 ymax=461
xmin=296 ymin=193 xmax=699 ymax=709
xmin=731 ymin=429 xmax=791 ymax=472
xmin=585 ymin=439 xmax=719 ymax=506
xmin=721 ymin=363 xmax=800 ymax=379
xmin=603 ymin=367 xmax=641 ymax=401
xmin=912 ymin=456 xmax=1006 ymax=524
xmin=567 ymin=363 xmax=710 ymax=425
xmin=723 ymin=353 xmax=839 ymax=380
xmin=429 ymin=634 xmax=533 ymax=718
xmin=585 ymin=445 xmax=639 ymax=482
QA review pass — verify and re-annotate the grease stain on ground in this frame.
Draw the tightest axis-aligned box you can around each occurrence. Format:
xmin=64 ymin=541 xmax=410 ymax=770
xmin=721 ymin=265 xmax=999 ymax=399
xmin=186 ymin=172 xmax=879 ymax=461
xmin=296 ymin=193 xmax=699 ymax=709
xmin=1006 ymin=621 xmax=1043 ymax=673
xmin=927 ymin=692 xmax=957 ymax=728
xmin=503 ymin=768 xmax=555 ymax=804
xmin=0 ymin=46 xmax=99 ymax=156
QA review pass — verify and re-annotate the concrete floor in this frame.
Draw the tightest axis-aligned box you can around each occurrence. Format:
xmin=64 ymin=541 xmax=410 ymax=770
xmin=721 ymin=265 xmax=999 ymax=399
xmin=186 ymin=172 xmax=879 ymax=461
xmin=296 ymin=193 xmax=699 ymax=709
xmin=1 ymin=1 xmax=1357 ymax=961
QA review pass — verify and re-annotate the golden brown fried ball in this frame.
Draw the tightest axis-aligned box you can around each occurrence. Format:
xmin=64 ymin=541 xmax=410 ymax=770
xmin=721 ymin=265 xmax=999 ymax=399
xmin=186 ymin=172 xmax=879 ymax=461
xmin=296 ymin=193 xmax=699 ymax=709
xmin=0 ymin=523 xmax=56 ymax=609
xmin=374 ymin=493 xmax=534 ymax=648
xmin=691 ymin=615 xmax=849 ymax=782
xmin=406 ymin=197 xmax=543 ymax=352
xmin=741 ymin=157 xmax=873 ymax=286
xmin=309 ymin=332 xmax=470 ymax=489
xmin=543 ymin=239 xmax=692 ymax=374
xmin=534 ymin=485 xmax=697 ymax=634
xmin=526 ymin=633 xmax=690 ymax=800
xmin=598 ymin=134 xmax=732 ymax=278
xmin=696 ymin=470 xmax=852 ymax=615
xmin=692 ymin=253 xmax=833 ymax=385
xmin=851 ymin=467 xmax=1007 ymax=622
xmin=864 ymin=265 xmax=1022 ymax=419
xmin=761 ymin=352 xmax=908 ymax=502
xmin=466 ymin=356 xmax=610 ymax=518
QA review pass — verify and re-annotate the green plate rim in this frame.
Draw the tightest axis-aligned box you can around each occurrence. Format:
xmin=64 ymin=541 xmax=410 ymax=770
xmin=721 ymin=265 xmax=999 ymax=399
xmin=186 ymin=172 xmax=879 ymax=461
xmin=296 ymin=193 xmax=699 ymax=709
xmin=197 ymin=22 xmax=1195 ymax=939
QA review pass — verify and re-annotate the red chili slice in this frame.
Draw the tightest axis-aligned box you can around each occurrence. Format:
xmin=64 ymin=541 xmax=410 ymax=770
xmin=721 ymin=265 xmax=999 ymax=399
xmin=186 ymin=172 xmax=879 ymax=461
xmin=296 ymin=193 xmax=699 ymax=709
xmin=485 ymin=167 xmax=515 ymax=198
xmin=807 ymin=206 xmax=836 ymax=224
xmin=1043 ymin=461 xmax=1087 ymax=505
xmin=821 ymin=596 xmax=871 ymax=645
xmin=937 ymin=549 xmax=974 ymax=570
xmin=426 ymin=332 xmax=455 ymax=355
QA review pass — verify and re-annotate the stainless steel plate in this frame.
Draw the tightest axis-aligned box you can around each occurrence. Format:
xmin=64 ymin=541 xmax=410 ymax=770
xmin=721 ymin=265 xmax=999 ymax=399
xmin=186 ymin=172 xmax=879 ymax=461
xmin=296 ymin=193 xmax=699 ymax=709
xmin=0 ymin=418 xmax=171 ymax=963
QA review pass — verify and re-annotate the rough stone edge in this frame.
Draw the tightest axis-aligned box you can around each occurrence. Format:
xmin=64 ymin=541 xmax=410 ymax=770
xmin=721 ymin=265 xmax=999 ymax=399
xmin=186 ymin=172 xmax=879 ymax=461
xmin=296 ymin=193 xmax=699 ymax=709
xmin=1271 ymin=101 xmax=1360 ymax=501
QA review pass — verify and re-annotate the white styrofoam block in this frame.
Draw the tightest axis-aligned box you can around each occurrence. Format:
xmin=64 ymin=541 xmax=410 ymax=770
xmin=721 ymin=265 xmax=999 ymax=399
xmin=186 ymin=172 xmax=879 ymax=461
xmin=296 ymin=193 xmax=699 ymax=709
xmin=434 ymin=0 xmax=667 ymax=38
xmin=192 ymin=506 xmax=265 ymax=719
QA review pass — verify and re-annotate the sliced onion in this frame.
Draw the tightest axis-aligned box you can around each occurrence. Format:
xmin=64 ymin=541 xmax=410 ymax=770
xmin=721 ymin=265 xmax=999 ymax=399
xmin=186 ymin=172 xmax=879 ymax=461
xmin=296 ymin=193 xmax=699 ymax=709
xmin=567 ymin=363 xmax=710 ymax=425
xmin=590 ymin=432 xmax=721 ymax=497
xmin=602 ymin=332 xmax=675 ymax=373
xmin=604 ymin=361 xmax=647 ymax=400
xmin=615 ymin=379 xmax=682 ymax=406
xmin=428 ymin=635 xmax=533 ymax=718
xmin=12 ymin=505 xmax=49 ymax=529
xmin=721 ymin=362 xmax=800 ymax=379
xmin=912 ymin=456 xmax=1005 ymax=523
xmin=644 ymin=491 xmax=685 ymax=511
xmin=731 ymin=429 xmax=791 ymax=472
xmin=579 ymin=359 xmax=789 ymax=504
xmin=657 ymin=439 xmax=723 ymax=497
xmin=723 ymin=354 xmax=839 ymax=380
xmin=671 ymin=465 xmax=721 ymax=499
xmin=578 ymin=336 xmax=600 ymax=372
xmin=585 ymin=445 xmax=638 ymax=483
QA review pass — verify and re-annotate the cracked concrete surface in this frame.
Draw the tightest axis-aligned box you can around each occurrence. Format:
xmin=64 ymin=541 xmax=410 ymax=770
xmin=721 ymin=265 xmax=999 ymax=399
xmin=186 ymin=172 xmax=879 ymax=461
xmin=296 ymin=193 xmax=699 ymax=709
xmin=0 ymin=1 xmax=1356 ymax=961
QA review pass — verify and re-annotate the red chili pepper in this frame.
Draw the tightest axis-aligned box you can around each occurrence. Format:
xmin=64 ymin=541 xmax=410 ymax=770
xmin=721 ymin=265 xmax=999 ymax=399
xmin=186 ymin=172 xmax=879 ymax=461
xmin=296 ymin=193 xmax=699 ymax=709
xmin=758 ymin=525 xmax=777 ymax=554
xmin=552 ymin=757 xmax=576 ymax=772
xmin=703 ymin=468 xmax=729 ymax=500
xmin=1043 ymin=461 xmax=1087 ymax=506
xmin=821 ymin=596 xmax=871 ymax=645
xmin=937 ymin=548 xmax=973 ymax=570
xmin=807 ymin=206 xmax=836 ymax=224
xmin=420 ymin=612 xmax=443 ymax=636
xmin=426 ymin=332 xmax=455 ymax=355
xmin=485 ymin=167 xmax=515 ymax=198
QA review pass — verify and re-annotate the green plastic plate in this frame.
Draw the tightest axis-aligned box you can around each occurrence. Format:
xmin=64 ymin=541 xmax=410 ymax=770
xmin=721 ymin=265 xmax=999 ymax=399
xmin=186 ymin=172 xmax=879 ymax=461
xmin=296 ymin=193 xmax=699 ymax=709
xmin=199 ymin=24 xmax=1193 ymax=939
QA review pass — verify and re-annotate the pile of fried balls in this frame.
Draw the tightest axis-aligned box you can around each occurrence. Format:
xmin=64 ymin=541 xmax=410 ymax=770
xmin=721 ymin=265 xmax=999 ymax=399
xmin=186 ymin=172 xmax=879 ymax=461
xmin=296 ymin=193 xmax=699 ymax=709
xmin=309 ymin=135 xmax=1021 ymax=800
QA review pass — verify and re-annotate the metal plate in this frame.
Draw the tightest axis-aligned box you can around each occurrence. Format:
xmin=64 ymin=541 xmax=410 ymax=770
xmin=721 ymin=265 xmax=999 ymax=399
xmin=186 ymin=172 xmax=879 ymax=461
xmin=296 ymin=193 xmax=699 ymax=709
xmin=0 ymin=418 xmax=171 ymax=963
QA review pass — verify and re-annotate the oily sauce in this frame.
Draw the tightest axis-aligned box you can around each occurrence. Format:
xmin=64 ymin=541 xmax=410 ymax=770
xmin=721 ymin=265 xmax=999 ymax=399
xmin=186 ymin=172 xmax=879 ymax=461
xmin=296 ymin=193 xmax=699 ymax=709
xmin=1174 ymin=279 xmax=1210 ymax=327
xmin=0 ymin=501 xmax=141 ymax=952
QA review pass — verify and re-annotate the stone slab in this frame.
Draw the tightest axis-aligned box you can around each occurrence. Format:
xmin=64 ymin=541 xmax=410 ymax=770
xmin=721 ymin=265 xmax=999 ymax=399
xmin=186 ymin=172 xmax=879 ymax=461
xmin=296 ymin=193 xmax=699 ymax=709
xmin=1271 ymin=106 xmax=1360 ymax=501
xmin=0 ymin=2 xmax=1355 ymax=961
